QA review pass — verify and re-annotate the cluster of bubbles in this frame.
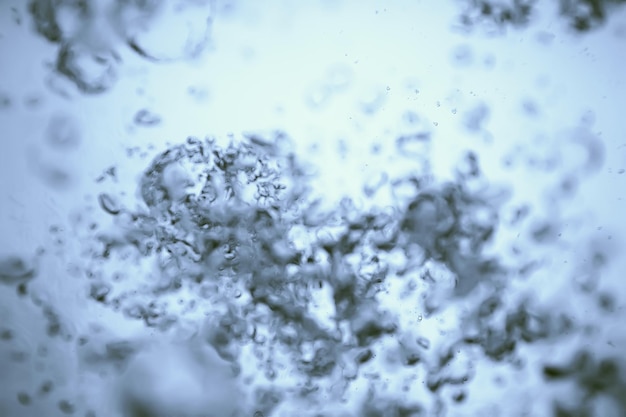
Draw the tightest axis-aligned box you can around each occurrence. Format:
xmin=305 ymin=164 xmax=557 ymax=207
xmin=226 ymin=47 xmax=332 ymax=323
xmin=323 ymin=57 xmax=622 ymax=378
xmin=3 ymin=130 xmax=624 ymax=416
xmin=28 ymin=0 xmax=214 ymax=93
xmin=457 ymin=0 xmax=626 ymax=33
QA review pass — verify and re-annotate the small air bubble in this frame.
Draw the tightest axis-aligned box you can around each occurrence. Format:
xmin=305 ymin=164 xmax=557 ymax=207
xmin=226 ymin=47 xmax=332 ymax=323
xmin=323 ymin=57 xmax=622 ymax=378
xmin=416 ymin=337 xmax=430 ymax=349
xmin=0 ymin=255 xmax=36 ymax=285
xmin=17 ymin=392 xmax=31 ymax=405
xmin=58 ymin=399 xmax=75 ymax=414
xmin=98 ymin=193 xmax=121 ymax=215
xmin=46 ymin=114 xmax=80 ymax=149
xmin=56 ymin=42 xmax=120 ymax=94
xmin=134 ymin=109 xmax=162 ymax=126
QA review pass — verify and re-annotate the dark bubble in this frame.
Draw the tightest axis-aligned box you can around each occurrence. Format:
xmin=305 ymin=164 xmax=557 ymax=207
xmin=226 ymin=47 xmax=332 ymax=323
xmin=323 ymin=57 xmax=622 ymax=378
xmin=39 ymin=379 xmax=54 ymax=395
xmin=98 ymin=193 xmax=121 ymax=215
xmin=29 ymin=0 xmax=63 ymax=42
xmin=0 ymin=255 xmax=36 ymax=285
xmin=0 ymin=328 xmax=14 ymax=341
xmin=59 ymin=399 xmax=75 ymax=414
xmin=17 ymin=392 xmax=32 ymax=406
xmin=0 ymin=91 xmax=11 ymax=109
xmin=89 ymin=281 xmax=111 ymax=303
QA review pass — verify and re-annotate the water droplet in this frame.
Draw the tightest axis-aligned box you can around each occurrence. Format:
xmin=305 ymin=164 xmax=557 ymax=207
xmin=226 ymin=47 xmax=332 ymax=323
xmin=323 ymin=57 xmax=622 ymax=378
xmin=56 ymin=42 xmax=120 ymax=94
xmin=0 ymin=255 xmax=36 ymax=285
xmin=46 ymin=114 xmax=81 ymax=149
xmin=134 ymin=109 xmax=162 ymax=126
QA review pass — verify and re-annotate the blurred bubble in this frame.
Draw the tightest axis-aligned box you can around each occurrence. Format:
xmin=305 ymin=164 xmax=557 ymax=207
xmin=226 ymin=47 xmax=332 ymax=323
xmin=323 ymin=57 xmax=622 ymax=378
xmin=117 ymin=342 xmax=238 ymax=417
xmin=37 ymin=164 xmax=74 ymax=189
xmin=0 ymin=92 xmax=12 ymax=109
xmin=118 ymin=0 xmax=214 ymax=62
xmin=535 ymin=30 xmax=556 ymax=45
xmin=326 ymin=65 xmax=353 ymax=91
xmin=29 ymin=0 xmax=63 ymax=42
xmin=46 ymin=114 xmax=81 ymax=149
xmin=58 ymin=399 xmax=75 ymax=414
xmin=133 ymin=109 xmax=162 ymax=126
xmin=56 ymin=41 xmax=120 ymax=94
xmin=0 ymin=255 xmax=36 ymax=285
xmin=451 ymin=44 xmax=473 ymax=67
xmin=396 ymin=132 xmax=431 ymax=156
xmin=359 ymin=87 xmax=386 ymax=115
xmin=464 ymin=103 xmax=489 ymax=131
xmin=305 ymin=82 xmax=332 ymax=109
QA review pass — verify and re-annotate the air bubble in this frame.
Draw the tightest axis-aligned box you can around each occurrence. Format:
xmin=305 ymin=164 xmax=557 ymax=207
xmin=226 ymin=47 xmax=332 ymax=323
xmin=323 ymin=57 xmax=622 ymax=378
xmin=417 ymin=337 xmax=430 ymax=349
xmin=17 ymin=392 xmax=31 ymax=406
xmin=46 ymin=114 xmax=81 ymax=149
xmin=120 ymin=0 xmax=214 ymax=62
xmin=134 ymin=109 xmax=162 ymax=126
xmin=56 ymin=42 xmax=120 ymax=94
xmin=98 ymin=193 xmax=121 ymax=215
xmin=58 ymin=399 xmax=75 ymax=414
xmin=0 ymin=255 xmax=36 ymax=285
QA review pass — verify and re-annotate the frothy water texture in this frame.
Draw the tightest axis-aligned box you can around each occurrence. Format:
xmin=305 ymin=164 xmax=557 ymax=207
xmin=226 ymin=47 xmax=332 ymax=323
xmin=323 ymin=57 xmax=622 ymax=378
xmin=2 ymin=1 xmax=626 ymax=417
xmin=3 ymin=131 xmax=625 ymax=416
